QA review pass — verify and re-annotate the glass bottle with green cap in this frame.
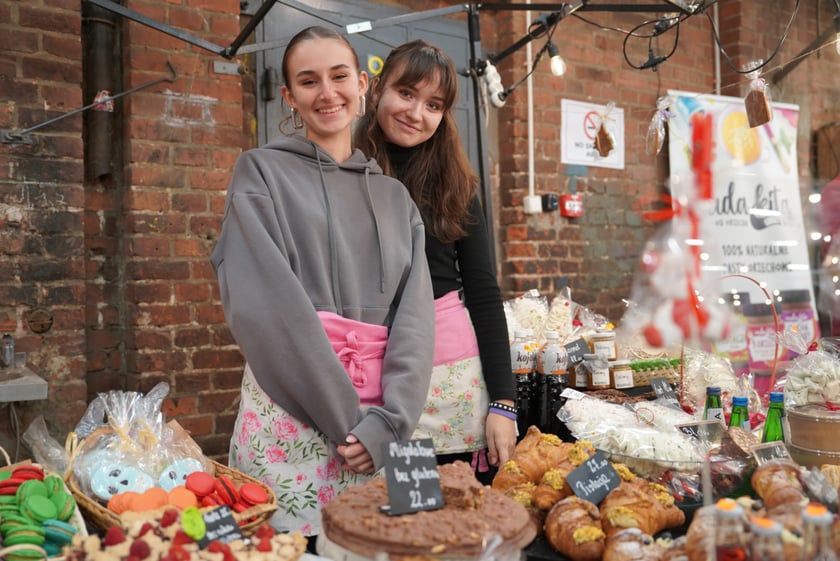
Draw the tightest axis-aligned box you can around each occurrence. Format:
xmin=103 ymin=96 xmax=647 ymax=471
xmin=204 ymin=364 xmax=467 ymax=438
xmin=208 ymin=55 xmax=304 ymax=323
xmin=703 ymin=386 xmax=724 ymax=424
xmin=728 ymin=396 xmax=750 ymax=430
xmin=762 ymin=391 xmax=786 ymax=443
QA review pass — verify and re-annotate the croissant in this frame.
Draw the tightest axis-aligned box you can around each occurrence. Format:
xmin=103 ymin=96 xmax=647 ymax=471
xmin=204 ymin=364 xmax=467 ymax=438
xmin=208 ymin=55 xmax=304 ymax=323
xmin=599 ymin=479 xmax=685 ymax=538
xmin=544 ymin=496 xmax=606 ymax=561
xmin=532 ymin=467 xmax=574 ymax=510
xmin=750 ymin=459 xmax=807 ymax=509
xmin=503 ymin=483 xmax=545 ymax=535
xmin=492 ymin=426 xmax=576 ymax=492
xmin=603 ymin=528 xmax=664 ymax=561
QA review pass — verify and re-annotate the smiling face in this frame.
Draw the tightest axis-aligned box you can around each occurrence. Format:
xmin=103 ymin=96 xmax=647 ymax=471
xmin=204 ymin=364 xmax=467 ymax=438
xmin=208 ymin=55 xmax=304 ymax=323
xmin=281 ymin=36 xmax=367 ymax=159
xmin=372 ymin=64 xmax=445 ymax=149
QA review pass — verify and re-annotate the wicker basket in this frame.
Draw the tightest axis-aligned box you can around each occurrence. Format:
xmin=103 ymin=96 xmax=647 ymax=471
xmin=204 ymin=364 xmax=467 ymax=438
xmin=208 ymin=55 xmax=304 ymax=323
xmin=629 ymin=357 xmax=682 ymax=387
xmin=0 ymin=447 xmax=88 ymax=556
xmin=65 ymin=425 xmax=276 ymax=536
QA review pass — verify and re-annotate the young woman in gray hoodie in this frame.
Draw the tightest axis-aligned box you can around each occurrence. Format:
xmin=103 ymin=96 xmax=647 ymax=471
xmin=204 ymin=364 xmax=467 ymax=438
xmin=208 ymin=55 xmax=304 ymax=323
xmin=211 ymin=26 xmax=435 ymax=536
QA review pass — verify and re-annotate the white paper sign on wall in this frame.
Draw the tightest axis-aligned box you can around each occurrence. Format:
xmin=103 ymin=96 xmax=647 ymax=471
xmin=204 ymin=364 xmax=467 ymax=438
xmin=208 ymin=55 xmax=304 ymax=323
xmin=560 ymin=99 xmax=625 ymax=170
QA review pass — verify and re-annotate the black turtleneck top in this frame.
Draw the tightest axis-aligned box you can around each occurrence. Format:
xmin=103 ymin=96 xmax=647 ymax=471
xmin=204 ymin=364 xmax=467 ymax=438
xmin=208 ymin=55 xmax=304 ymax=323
xmin=386 ymin=143 xmax=515 ymax=402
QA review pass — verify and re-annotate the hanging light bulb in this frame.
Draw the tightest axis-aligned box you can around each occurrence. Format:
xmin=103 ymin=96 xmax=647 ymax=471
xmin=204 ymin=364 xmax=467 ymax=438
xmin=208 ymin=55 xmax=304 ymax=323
xmin=547 ymin=42 xmax=566 ymax=77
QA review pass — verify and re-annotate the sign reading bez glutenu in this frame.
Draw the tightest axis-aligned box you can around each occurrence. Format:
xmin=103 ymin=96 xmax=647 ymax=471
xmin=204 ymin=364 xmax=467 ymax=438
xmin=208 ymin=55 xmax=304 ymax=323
xmin=380 ymin=438 xmax=443 ymax=516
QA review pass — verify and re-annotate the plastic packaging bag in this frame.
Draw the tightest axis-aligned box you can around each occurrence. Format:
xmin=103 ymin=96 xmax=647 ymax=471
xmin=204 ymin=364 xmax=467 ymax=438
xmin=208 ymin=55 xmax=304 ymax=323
xmin=22 ymin=415 xmax=70 ymax=474
xmin=743 ymin=59 xmax=772 ymax=128
xmin=71 ymin=383 xmax=214 ymax=503
xmin=646 ymin=95 xmax=673 ymax=155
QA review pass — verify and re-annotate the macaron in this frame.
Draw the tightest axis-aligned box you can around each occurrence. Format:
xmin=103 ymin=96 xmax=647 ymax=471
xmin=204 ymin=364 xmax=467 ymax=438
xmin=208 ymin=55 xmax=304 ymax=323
xmin=0 ymin=512 xmax=38 ymax=530
xmin=3 ymin=547 xmax=48 ymax=561
xmin=213 ymin=475 xmax=239 ymax=506
xmin=185 ymin=472 xmax=215 ymax=498
xmin=238 ymin=482 xmax=268 ymax=506
xmin=4 ymin=522 xmax=46 ymax=546
xmin=42 ymin=518 xmax=77 ymax=545
xmin=49 ymin=490 xmax=76 ymax=522
xmin=131 ymin=487 xmax=169 ymax=512
xmin=12 ymin=465 xmax=45 ymax=482
xmin=21 ymin=494 xmax=58 ymax=523
xmin=107 ymin=491 xmax=140 ymax=515
xmin=42 ymin=475 xmax=64 ymax=497
xmin=16 ymin=479 xmax=49 ymax=505
xmin=167 ymin=486 xmax=198 ymax=510
xmin=0 ymin=477 xmax=26 ymax=496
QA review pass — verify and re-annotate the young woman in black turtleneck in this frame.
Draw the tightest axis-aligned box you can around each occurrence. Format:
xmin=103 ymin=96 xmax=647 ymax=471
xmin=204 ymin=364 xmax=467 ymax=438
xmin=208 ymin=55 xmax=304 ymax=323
xmin=354 ymin=40 xmax=516 ymax=481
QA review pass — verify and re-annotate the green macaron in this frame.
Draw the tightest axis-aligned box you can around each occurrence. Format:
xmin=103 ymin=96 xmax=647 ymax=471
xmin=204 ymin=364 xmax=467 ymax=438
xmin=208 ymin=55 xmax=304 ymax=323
xmin=49 ymin=490 xmax=76 ymax=522
xmin=3 ymin=545 xmax=48 ymax=561
xmin=15 ymin=479 xmax=48 ymax=505
xmin=42 ymin=475 xmax=64 ymax=497
xmin=3 ymin=523 xmax=46 ymax=546
xmin=20 ymin=495 xmax=57 ymax=523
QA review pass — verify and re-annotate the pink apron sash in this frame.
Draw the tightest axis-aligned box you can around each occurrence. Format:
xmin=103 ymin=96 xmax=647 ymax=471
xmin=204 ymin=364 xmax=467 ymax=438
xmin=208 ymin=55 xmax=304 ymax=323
xmin=434 ymin=291 xmax=480 ymax=366
xmin=317 ymin=311 xmax=387 ymax=406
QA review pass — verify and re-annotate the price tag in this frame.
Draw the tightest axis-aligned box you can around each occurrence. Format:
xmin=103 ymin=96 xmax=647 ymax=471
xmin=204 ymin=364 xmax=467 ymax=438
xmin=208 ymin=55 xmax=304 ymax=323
xmin=650 ymin=377 xmax=683 ymax=410
xmin=565 ymin=451 xmax=621 ymax=505
xmin=675 ymin=420 xmax=726 ymax=444
xmin=564 ymin=338 xmax=588 ymax=366
xmin=751 ymin=441 xmax=791 ymax=465
xmin=380 ymin=438 xmax=443 ymax=516
xmin=197 ymin=506 xmax=242 ymax=547
xmin=560 ymin=387 xmax=587 ymax=400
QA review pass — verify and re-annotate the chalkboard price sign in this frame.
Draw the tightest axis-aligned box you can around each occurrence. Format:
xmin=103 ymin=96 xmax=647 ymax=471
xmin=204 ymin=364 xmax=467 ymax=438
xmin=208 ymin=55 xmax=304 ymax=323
xmin=650 ymin=377 xmax=683 ymax=411
xmin=565 ymin=451 xmax=621 ymax=505
xmin=751 ymin=441 xmax=791 ymax=465
xmin=197 ymin=506 xmax=242 ymax=547
xmin=381 ymin=438 xmax=443 ymax=516
xmin=564 ymin=338 xmax=588 ymax=366
xmin=675 ymin=420 xmax=726 ymax=444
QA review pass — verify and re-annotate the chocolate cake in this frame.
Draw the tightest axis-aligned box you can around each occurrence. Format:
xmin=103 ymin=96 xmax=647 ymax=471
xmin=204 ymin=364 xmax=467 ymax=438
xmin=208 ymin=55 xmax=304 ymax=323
xmin=321 ymin=461 xmax=536 ymax=558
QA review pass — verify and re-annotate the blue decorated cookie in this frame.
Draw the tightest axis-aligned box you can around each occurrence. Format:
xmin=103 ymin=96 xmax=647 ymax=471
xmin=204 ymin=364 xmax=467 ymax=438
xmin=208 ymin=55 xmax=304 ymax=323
xmin=90 ymin=464 xmax=154 ymax=501
xmin=158 ymin=457 xmax=205 ymax=491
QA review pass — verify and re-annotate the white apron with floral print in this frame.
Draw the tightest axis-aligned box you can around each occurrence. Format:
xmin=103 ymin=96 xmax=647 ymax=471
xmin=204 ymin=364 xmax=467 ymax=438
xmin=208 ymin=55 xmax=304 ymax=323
xmin=229 ymin=365 xmax=372 ymax=536
xmin=412 ymin=291 xmax=489 ymax=453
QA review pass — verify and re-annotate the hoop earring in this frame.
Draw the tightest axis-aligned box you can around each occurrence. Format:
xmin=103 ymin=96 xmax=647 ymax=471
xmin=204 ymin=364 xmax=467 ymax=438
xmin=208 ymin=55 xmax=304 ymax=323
xmin=291 ymin=108 xmax=304 ymax=130
xmin=356 ymin=95 xmax=366 ymax=117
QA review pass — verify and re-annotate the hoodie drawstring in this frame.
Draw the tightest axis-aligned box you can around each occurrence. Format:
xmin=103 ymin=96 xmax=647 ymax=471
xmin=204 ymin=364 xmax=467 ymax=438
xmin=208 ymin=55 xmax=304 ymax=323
xmin=315 ymin=147 xmax=344 ymax=314
xmin=361 ymin=167 xmax=386 ymax=294
xmin=315 ymin=145 xmax=386 ymax=316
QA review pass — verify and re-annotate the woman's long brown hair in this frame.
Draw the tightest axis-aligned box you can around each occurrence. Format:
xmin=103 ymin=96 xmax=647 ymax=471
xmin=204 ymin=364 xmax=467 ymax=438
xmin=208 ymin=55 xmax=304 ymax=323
xmin=354 ymin=40 xmax=476 ymax=242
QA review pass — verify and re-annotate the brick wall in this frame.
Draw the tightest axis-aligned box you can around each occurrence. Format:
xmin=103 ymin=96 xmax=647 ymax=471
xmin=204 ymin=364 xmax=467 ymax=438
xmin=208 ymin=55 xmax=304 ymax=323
xmin=0 ymin=0 xmax=839 ymax=461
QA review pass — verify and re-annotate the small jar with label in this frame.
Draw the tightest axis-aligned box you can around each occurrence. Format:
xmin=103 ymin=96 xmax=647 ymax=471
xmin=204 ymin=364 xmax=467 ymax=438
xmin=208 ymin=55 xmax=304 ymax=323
xmin=610 ymin=359 xmax=634 ymax=390
xmin=589 ymin=330 xmax=617 ymax=361
xmin=569 ymin=362 xmax=588 ymax=389
xmin=582 ymin=353 xmax=610 ymax=390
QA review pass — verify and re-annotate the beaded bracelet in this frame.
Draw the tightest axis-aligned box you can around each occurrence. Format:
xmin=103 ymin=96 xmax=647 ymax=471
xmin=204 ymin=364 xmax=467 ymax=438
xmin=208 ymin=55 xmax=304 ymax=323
xmin=488 ymin=407 xmax=517 ymax=421
xmin=488 ymin=401 xmax=517 ymax=414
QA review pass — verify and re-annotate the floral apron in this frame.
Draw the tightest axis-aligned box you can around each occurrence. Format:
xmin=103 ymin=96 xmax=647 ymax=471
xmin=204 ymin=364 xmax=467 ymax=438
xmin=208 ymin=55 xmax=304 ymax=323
xmin=412 ymin=290 xmax=490 ymax=454
xmin=229 ymin=366 xmax=373 ymax=536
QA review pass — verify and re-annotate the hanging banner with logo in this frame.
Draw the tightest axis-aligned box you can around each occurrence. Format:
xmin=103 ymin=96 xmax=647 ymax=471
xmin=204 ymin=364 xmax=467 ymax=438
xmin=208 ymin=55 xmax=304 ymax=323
xmin=667 ymin=90 xmax=818 ymax=392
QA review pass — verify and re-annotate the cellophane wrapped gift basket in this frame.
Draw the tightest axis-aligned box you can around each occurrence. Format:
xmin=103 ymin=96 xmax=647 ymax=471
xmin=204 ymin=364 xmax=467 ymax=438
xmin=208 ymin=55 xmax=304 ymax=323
xmin=65 ymin=382 xmax=276 ymax=535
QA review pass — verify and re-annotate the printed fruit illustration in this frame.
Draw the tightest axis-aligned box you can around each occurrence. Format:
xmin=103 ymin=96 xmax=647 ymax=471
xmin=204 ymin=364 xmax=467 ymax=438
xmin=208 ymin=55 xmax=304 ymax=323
xmin=721 ymin=110 xmax=761 ymax=165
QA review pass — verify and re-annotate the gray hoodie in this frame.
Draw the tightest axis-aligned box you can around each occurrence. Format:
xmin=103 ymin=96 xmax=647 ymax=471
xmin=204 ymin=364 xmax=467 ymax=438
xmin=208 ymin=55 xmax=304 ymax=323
xmin=211 ymin=135 xmax=435 ymax=470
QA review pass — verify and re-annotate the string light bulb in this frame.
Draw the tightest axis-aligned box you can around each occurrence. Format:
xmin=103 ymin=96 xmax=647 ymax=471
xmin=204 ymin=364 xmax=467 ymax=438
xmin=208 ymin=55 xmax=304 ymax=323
xmin=547 ymin=42 xmax=566 ymax=77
